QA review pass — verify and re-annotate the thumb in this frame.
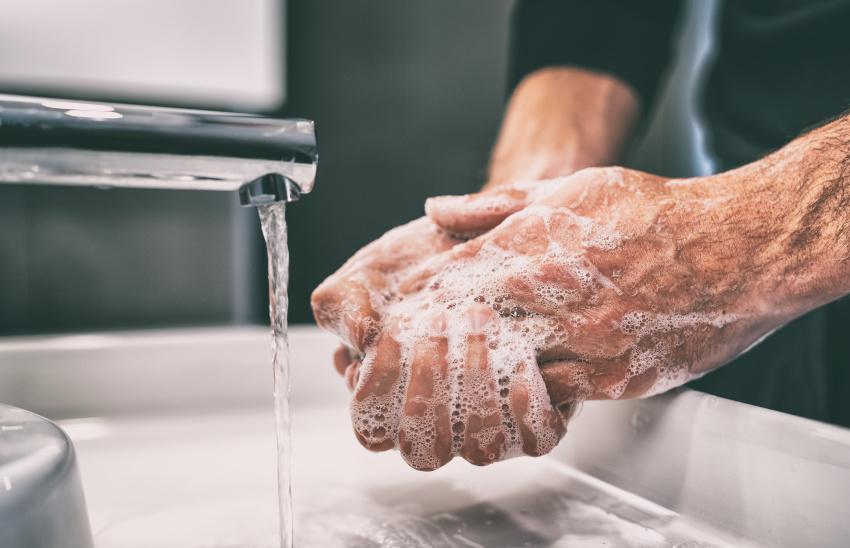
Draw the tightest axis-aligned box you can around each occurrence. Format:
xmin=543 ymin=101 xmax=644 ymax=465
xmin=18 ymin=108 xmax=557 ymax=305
xmin=425 ymin=183 xmax=535 ymax=235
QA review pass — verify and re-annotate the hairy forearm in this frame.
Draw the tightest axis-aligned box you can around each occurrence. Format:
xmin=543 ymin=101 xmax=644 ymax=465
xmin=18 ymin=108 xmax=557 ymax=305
xmin=772 ymin=114 xmax=850 ymax=310
xmin=704 ymin=114 xmax=850 ymax=320
xmin=487 ymin=67 xmax=640 ymax=188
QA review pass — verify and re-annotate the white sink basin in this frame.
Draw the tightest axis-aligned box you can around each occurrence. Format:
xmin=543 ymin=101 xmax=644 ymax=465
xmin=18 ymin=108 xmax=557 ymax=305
xmin=62 ymin=407 xmax=728 ymax=548
xmin=1 ymin=327 xmax=849 ymax=547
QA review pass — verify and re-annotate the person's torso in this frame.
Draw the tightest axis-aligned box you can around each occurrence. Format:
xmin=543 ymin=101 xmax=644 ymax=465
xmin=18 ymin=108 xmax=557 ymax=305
xmin=704 ymin=0 xmax=850 ymax=170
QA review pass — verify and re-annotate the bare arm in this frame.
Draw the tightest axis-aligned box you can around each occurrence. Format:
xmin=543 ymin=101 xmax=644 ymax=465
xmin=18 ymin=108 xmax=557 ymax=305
xmin=312 ymin=113 xmax=850 ymax=470
xmin=424 ymin=113 xmax=850 ymax=402
xmin=718 ymin=113 xmax=850 ymax=318
xmin=487 ymin=67 xmax=640 ymax=188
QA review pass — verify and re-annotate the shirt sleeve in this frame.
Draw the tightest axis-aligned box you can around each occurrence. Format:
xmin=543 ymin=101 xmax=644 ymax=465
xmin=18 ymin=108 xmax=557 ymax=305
xmin=509 ymin=0 xmax=684 ymax=110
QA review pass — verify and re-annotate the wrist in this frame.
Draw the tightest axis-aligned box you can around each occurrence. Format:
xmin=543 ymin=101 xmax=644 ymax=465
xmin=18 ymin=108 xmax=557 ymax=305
xmin=655 ymin=169 xmax=798 ymax=326
xmin=764 ymin=127 xmax=850 ymax=314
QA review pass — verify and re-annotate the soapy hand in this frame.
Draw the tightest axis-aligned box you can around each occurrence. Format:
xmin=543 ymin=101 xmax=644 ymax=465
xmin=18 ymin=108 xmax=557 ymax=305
xmin=424 ymin=168 xmax=780 ymax=408
xmin=311 ymin=183 xmax=579 ymax=383
xmin=314 ymin=167 xmax=782 ymax=470
xmin=311 ymin=216 xmax=465 ymax=382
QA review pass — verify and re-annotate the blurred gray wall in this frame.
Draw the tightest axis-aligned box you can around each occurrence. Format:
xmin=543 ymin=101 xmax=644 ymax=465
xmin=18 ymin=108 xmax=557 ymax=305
xmin=0 ymin=187 xmax=256 ymax=333
xmin=0 ymin=0 xmax=717 ymax=334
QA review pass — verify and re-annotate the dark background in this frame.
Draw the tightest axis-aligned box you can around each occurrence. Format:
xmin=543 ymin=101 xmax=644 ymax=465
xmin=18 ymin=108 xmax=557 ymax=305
xmin=0 ymin=0 xmax=716 ymax=334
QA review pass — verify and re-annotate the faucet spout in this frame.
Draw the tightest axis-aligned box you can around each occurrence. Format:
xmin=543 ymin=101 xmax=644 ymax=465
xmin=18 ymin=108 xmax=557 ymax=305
xmin=0 ymin=95 xmax=317 ymax=206
xmin=239 ymin=174 xmax=302 ymax=206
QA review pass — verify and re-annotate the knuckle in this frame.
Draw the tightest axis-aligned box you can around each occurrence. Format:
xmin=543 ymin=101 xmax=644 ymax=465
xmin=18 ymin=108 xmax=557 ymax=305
xmin=409 ymin=458 xmax=450 ymax=472
xmin=346 ymin=313 xmax=380 ymax=351
xmin=352 ymin=416 xmax=394 ymax=452
xmin=309 ymin=289 xmax=328 ymax=316
xmin=310 ymin=282 xmax=342 ymax=328
xmin=398 ymin=431 xmax=447 ymax=471
xmin=461 ymin=451 xmax=499 ymax=467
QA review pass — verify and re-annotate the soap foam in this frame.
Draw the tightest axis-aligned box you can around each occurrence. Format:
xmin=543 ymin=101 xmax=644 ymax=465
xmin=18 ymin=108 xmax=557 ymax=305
xmin=338 ymin=203 xmax=742 ymax=469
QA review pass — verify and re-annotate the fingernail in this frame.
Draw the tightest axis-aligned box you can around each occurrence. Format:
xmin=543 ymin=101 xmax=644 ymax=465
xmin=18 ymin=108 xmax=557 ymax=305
xmin=468 ymin=304 xmax=492 ymax=332
xmin=429 ymin=311 xmax=447 ymax=336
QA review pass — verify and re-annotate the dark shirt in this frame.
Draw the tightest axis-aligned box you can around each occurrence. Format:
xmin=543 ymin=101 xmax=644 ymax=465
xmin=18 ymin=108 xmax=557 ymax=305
xmin=510 ymin=0 xmax=850 ymax=425
xmin=510 ymin=0 xmax=850 ymax=170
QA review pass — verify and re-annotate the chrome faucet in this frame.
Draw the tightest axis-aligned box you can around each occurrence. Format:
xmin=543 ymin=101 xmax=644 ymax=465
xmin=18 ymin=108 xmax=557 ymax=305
xmin=0 ymin=94 xmax=317 ymax=206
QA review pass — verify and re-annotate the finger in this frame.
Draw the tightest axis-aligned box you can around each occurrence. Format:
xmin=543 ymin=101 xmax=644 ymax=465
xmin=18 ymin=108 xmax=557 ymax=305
xmin=313 ymin=216 xmax=465 ymax=342
xmin=311 ymin=274 xmax=382 ymax=352
xmin=398 ymin=312 xmax=453 ymax=471
xmin=363 ymin=217 xmax=462 ymax=274
xmin=589 ymin=355 xmax=633 ymax=400
xmin=508 ymin=365 xmax=536 ymax=456
xmin=459 ymin=306 xmax=506 ymax=466
xmin=344 ymin=360 xmax=361 ymax=391
xmin=333 ymin=344 xmax=354 ymax=376
xmin=539 ymin=360 xmax=597 ymax=406
xmin=425 ymin=185 xmax=532 ymax=235
xmin=509 ymin=362 xmax=566 ymax=457
xmin=350 ymin=325 xmax=404 ymax=452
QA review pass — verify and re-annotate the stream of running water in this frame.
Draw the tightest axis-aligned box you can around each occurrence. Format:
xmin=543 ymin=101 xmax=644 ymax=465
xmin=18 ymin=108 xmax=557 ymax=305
xmin=258 ymin=202 xmax=293 ymax=548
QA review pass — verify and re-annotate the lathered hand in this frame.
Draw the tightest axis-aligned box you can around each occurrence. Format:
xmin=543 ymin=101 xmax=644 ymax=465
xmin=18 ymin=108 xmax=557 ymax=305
xmin=311 ymin=217 xmax=464 ymax=383
xmin=424 ymin=167 xmax=784 ymax=407
xmin=327 ymin=167 xmax=791 ymax=470
xmin=314 ymin=113 xmax=850 ymax=471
